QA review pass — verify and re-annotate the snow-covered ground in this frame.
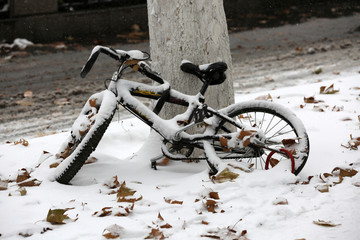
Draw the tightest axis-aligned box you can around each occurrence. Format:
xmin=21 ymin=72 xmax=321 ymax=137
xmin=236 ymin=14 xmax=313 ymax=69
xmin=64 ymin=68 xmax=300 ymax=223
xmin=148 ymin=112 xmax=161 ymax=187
xmin=0 ymin=73 xmax=359 ymax=239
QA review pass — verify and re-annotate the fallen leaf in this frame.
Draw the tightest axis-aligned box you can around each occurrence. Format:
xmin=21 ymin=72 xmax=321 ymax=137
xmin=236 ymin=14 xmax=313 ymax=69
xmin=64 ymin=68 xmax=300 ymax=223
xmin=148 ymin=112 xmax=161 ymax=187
xmin=209 ymin=192 xmax=220 ymax=200
xmin=104 ymin=176 xmax=120 ymax=189
xmin=145 ymin=228 xmax=165 ymax=240
xmin=303 ymin=96 xmax=323 ymax=104
xmin=312 ymin=105 xmax=325 ymax=112
xmin=24 ymin=90 xmax=33 ymax=98
xmin=103 ymin=224 xmax=123 ymax=239
xmin=255 ymin=93 xmax=273 ymax=101
xmin=0 ymin=180 xmax=8 ymax=190
xmin=273 ymin=197 xmax=288 ymax=205
xmin=313 ymin=219 xmax=340 ymax=227
xmin=320 ymin=84 xmax=339 ymax=94
xmin=331 ymin=105 xmax=343 ymax=112
xmin=316 ymin=184 xmax=329 ymax=193
xmin=46 ymin=208 xmax=74 ymax=224
xmin=341 ymin=135 xmax=360 ymax=150
xmin=164 ymin=198 xmax=183 ymax=205
xmin=84 ymin=156 xmax=98 ymax=164
xmin=117 ymin=182 xmax=142 ymax=203
xmin=16 ymin=168 xmax=41 ymax=187
xmin=212 ymin=168 xmax=239 ymax=183
xmin=14 ymin=138 xmax=29 ymax=146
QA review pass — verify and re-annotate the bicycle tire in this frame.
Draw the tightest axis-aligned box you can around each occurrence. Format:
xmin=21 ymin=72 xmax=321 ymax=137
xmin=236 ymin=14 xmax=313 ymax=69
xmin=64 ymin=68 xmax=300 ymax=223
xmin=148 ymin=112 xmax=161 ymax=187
xmin=208 ymin=100 xmax=310 ymax=175
xmin=55 ymin=90 xmax=117 ymax=184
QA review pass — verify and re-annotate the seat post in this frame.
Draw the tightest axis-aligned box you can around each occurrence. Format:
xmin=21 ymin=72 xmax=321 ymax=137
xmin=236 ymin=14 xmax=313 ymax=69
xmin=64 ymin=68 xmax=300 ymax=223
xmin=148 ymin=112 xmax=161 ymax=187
xmin=200 ymin=81 xmax=210 ymax=96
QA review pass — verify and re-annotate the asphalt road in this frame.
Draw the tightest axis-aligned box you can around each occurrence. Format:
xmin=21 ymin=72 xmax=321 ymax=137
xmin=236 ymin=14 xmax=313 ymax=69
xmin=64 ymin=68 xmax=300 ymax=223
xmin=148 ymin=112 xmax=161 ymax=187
xmin=1 ymin=14 xmax=359 ymax=142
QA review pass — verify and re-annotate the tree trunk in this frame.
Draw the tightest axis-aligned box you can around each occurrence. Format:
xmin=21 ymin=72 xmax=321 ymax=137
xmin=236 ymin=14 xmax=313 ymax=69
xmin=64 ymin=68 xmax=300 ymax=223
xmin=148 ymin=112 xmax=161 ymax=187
xmin=147 ymin=0 xmax=234 ymax=119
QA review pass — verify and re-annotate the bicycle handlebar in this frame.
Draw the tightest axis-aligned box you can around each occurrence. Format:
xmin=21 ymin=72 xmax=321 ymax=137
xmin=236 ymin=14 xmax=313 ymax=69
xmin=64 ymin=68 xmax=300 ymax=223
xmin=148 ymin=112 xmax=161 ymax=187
xmin=80 ymin=46 xmax=127 ymax=78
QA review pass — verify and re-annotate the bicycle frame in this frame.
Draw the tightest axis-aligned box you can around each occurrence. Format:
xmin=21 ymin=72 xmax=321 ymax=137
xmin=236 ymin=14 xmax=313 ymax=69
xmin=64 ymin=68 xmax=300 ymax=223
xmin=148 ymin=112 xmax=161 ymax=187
xmin=108 ymin=76 xmax=242 ymax=145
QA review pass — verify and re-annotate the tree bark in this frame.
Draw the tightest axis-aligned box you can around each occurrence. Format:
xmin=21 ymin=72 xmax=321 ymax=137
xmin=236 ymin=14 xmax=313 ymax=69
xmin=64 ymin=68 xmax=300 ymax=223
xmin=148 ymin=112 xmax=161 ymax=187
xmin=147 ymin=0 xmax=234 ymax=119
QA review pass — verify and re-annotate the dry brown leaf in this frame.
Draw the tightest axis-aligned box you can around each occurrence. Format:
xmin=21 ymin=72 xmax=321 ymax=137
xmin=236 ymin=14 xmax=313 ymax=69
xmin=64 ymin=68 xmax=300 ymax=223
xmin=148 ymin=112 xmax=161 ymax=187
xmin=117 ymin=182 xmax=142 ymax=203
xmin=24 ymin=90 xmax=33 ymax=98
xmin=201 ymin=220 xmax=209 ymax=225
xmin=312 ymin=105 xmax=325 ymax=112
xmin=145 ymin=228 xmax=166 ymax=240
xmin=104 ymin=176 xmax=120 ymax=189
xmin=84 ymin=156 xmax=98 ymax=164
xmin=304 ymin=96 xmax=323 ymax=104
xmin=0 ymin=180 xmax=8 ymax=191
xmin=255 ymin=93 xmax=273 ymax=101
xmin=102 ymin=224 xmax=123 ymax=239
xmin=316 ymin=184 xmax=329 ymax=193
xmin=164 ymin=198 xmax=183 ymax=205
xmin=320 ymin=84 xmax=339 ymax=94
xmin=313 ymin=219 xmax=340 ymax=227
xmin=209 ymin=192 xmax=220 ymax=200
xmin=331 ymin=105 xmax=344 ymax=112
xmin=273 ymin=197 xmax=288 ymax=205
xmin=206 ymin=199 xmax=218 ymax=213
xmin=14 ymin=138 xmax=29 ymax=146
xmin=341 ymin=135 xmax=360 ymax=150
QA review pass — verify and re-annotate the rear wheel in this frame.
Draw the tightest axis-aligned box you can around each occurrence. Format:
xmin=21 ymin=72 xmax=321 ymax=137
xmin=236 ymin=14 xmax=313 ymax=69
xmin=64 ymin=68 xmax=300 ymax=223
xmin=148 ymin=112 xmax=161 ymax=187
xmin=55 ymin=90 xmax=117 ymax=184
xmin=210 ymin=101 xmax=309 ymax=175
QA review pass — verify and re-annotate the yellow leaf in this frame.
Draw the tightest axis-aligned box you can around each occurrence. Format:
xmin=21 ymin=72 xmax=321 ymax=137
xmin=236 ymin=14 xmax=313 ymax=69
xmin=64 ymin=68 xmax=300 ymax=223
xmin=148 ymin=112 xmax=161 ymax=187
xmin=213 ymin=168 xmax=239 ymax=183
xmin=46 ymin=208 xmax=74 ymax=224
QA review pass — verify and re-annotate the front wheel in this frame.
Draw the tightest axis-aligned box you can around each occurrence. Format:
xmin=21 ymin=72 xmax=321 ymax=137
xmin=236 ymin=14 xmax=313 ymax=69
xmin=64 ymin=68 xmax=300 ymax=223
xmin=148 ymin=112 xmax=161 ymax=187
xmin=208 ymin=100 xmax=310 ymax=175
xmin=55 ymin=90 xmax=117 ymax=184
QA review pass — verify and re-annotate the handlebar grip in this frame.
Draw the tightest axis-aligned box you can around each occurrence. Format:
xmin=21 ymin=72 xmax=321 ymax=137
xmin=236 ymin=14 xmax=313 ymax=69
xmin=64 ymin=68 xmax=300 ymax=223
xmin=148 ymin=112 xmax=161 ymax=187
xmin=80 ymin=46 xmax=126 ymax=78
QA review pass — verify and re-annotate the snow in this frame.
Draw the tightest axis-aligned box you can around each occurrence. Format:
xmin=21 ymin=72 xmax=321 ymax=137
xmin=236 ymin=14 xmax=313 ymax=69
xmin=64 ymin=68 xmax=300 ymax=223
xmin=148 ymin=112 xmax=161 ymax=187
xmin=0 ymin=74 xmax=360 ymax=239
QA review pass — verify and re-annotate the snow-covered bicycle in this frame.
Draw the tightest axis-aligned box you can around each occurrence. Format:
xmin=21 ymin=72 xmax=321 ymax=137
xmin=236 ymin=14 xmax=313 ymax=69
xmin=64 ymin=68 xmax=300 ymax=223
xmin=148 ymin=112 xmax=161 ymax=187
xmin=55 ymin=46 xmax=309 ymax=184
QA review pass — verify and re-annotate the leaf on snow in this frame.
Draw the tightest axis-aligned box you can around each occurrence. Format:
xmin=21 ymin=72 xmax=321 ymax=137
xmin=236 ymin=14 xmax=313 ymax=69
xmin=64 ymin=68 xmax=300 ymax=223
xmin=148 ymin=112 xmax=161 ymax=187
xmin=93 ymin=204 xmax=134 ymax=217
xmin=331 ymin=167 xmax=358 ymax=184
xmin=16 ymin=168 xmax=41 ymax=187
xmin=313 ymin=219 xmax=341 ymax=227
xmin=117 ymin=181 xmax=142 ymax=203
xmin=164 ymin=198 xmax=183 ymax=205
xmin=303 ymin=96 xmax=323 ymax=104
xmin=255 ymin=93 xmax=273 ymax=101
xmin=201 ymin=227 xmax=248 ymax=239
xmin=316 ymin=184 xmax=330 ymax=193
xmin=272 ymin=197 xmax=288 ymax=205
xmin=46 ymin=208 xmax=74 ymax=224
xmin=103 ymin=224 xmax=123 ymax=239
xmin=320 ymin=84 xmax=339 ymax=94
xmin=104 ymin=176 xmax=121 ymax=189
xmin=145 ymin=228 xmax=166 ymax=240
xmin=212 ymin=168 xmax=239 ymax=183
xmin=341 ymin=134 xmax=360 ymax=150
xmin=13 ymin=138 xmax=29 ymax=146
xmin=0 ymin=180 xmax=8 ymax=191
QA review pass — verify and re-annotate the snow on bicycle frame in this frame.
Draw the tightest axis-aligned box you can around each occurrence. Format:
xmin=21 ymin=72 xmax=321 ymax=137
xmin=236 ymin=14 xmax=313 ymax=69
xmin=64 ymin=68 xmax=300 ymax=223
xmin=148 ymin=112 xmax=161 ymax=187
xmin=54 ymin=45 xmax=310 ymax=184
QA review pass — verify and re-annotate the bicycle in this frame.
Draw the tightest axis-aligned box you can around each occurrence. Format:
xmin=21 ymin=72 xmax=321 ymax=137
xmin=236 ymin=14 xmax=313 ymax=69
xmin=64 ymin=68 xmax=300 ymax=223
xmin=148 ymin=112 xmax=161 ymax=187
xmin=54 ymin=45 xmax=310 ymax=184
